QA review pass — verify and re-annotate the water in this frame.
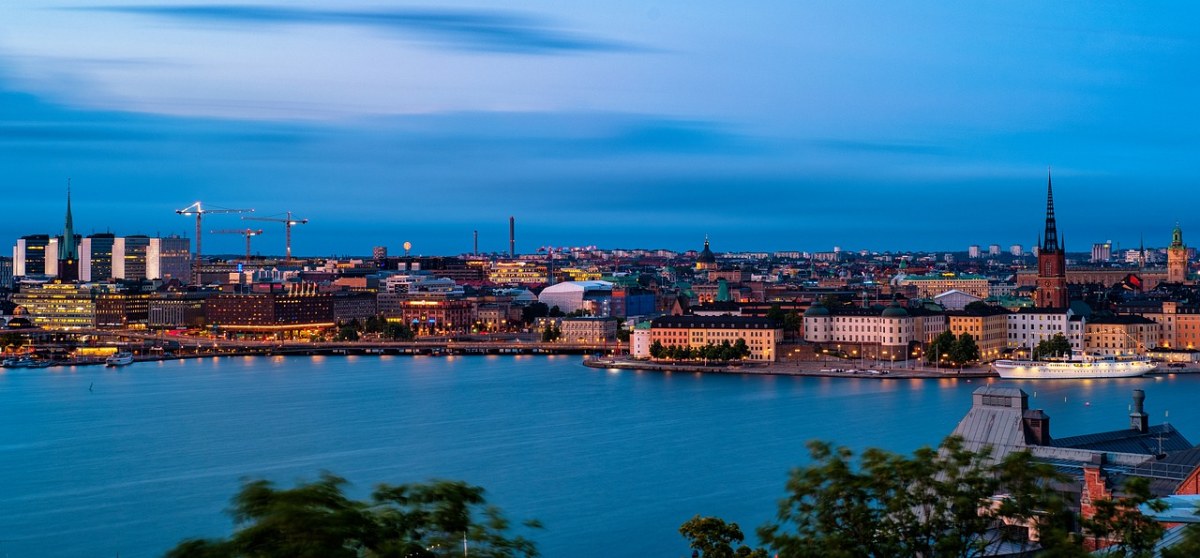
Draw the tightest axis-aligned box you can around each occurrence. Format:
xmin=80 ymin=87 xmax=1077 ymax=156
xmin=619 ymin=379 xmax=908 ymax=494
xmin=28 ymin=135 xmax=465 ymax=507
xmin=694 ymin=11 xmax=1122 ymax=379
xmin=1 ymin=355 xmax=1196 ymax=558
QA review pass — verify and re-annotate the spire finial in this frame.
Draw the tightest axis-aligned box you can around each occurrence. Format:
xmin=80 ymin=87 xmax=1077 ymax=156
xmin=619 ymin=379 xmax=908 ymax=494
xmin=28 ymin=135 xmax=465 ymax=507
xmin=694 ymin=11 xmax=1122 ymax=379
xmin=1042 ymin=168 xmax=1058 ymax=252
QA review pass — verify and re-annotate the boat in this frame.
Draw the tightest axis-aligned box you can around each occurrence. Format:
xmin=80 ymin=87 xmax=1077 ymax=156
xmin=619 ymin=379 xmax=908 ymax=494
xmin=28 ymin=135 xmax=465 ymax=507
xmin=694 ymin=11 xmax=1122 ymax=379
xmin=105 ymin=352 xmax=134 ymax=367
xmin=2 ymin=356 xmax=37 ymax=368
xmin=992 ymin=352 xmax=1155 ymax=380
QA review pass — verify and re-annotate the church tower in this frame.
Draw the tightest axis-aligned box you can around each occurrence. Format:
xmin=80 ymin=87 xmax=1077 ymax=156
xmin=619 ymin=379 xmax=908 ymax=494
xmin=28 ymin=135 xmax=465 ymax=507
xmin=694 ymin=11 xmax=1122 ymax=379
xmin=1168 ymin=224 xmax=1188 ymax=284
xmin=1034 ymin=171 xmax=1068 ymax=308
xmin=57 ymin=183 xmax=80 ymax=282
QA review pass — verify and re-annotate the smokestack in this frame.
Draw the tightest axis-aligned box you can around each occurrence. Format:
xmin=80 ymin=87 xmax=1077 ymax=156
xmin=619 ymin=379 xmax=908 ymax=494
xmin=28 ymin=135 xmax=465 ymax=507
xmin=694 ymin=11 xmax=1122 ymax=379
xmin=509 ymin=216 xmax=515 ymax=257
xmin=1130 ymin=389 xmax=1148 ymax=433
xmin=473 ymin=230 xmax=478 ymax=255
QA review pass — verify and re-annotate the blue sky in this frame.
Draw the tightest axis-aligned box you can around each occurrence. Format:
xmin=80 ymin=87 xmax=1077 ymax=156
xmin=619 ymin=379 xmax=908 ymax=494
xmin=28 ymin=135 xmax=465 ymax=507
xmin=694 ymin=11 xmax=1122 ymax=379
xmin=2 ymin=1 xmax=1197 ymax=257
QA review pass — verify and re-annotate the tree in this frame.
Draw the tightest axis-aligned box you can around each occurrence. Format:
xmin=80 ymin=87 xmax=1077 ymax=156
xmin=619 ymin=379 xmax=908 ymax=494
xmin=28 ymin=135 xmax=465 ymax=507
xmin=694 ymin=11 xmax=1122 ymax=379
xmin=166 ymin=473 xmax=540 ymax=558
xmin=649 ymin=340 xmax=665 ymax=359
xmin=0 ymin=332 xmax=25 ymax=351
xmin=334 ymin=325 xmax=359 ymax=342
xmin=680 ymin=515 xmax=767 ymax=558
xmin=951 ymin=333 xmax=980 ymax=364
xmin=782 ymin=312 xmax=802 ymax=342
xmin=964 ymin=301 xmax=994 ymax=314
xmin=766 ymin=304 xmax=786 ymax=324
xmin=733 ymin=338 xmax=750 ymax=359
xmin=521 ymin=302 xmax=549 ymax=325
xmin=1033 ymin=333 xmax=1073 ymax=360
xmin=928 ymin=330 xmax=958 ymax=364
xmin=547 ymin=305 xmax=564 ymax=318
xmin=616 ymin=323 xmax=631 ymax=343
xmin=756 ymin=436 xmax=1085 ymax=558
xmin=1081 ymin=476 xmax=1166 ymax=557
xmin=384 ymin=322 xmax=414 ymax=341
xmin=540 ymin=324 xmax=560 ymax=342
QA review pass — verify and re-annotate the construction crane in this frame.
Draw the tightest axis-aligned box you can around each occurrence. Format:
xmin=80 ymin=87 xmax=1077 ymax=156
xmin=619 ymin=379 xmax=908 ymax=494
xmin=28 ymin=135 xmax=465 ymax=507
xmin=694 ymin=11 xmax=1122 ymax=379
xmin=176 ymin=202 xmax=253 ymax=280
xmin=243 ymin=211 xmax=308 ymax=262
xmin=211 ymin=228 xmax=264 ymax=262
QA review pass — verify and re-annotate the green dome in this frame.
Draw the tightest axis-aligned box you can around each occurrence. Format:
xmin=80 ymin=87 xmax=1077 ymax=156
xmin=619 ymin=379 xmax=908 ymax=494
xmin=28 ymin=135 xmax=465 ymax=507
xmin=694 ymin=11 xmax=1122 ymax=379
xmin=881 ymin=303 xmax=909 ymax=318
xmin=804 ymin=302 xmax=830 ymax=317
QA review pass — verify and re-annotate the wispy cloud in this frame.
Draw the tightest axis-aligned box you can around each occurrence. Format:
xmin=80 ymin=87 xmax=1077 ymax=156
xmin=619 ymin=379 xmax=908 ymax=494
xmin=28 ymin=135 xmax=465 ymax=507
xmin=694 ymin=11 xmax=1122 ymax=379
xmin=76 ymin=5 xmax=637 ymax=54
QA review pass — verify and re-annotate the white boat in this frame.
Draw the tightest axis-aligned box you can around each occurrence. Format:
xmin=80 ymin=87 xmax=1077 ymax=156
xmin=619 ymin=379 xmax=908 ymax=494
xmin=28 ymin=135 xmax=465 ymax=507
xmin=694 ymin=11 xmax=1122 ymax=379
xmin=992 ymin=353 xmax=1155 ymax=380
xmin=105 ymin=352 xmax=134 ymax=367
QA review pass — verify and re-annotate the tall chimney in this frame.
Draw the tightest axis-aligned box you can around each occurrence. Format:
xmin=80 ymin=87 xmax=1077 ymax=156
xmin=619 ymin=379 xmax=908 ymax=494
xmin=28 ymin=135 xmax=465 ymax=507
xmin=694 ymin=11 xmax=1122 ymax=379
xmin=473 ymin=230 xmax=478 ymax=255
xmin=509 ymin=216 xmax=515 ymax=257
xmin=1130 ymin=389 xmax=1149 ymax=433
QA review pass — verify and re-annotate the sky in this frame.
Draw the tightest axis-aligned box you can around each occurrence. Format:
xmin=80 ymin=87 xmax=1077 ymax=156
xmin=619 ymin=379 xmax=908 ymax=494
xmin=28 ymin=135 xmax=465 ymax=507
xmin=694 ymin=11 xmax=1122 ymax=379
xmin=2 ymin=1 xmax=1198 ymax=257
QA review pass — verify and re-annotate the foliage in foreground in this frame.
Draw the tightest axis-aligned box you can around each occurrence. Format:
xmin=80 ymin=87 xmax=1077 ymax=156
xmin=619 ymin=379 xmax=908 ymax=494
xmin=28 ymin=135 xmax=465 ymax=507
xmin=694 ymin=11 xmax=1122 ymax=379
xmin=684 ymin=435 xmax=1195 ymax=558
xmin=167 ymin=473 xmax=540 ymax=558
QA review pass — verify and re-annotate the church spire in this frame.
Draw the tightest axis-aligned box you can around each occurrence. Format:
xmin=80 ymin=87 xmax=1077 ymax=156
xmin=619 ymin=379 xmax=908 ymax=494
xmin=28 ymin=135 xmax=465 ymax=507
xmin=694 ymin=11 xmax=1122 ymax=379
xmin=1042 ymin=168 xmax=1059 ymax=253
xmin=59 ymin=179 xmax=78 ymax=260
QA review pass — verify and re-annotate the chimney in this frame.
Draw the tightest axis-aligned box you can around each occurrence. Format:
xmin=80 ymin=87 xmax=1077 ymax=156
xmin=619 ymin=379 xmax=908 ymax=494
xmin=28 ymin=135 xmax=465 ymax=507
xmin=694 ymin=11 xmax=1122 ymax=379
xmin=509 ymin=216 xmax=515 ymax=258
xmin=473 ymin=230 xmax=478 ymax=255
xmin=1130 ymin=389 xmax=1149 ymax=433
xmin=1023 ymin=409 xmax=1051 ymax=446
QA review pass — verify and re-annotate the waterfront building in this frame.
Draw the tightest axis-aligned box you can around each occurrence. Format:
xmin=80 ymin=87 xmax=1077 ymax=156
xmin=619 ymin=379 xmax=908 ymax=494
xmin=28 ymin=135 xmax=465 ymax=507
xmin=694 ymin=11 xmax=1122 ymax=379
xmin=1116 ymin=300 xmax=1200 ymax=350
xmin=946 ymin=305 xmax=1010 ymax=362
xmin=538 ymin=281 xmax=613 ymax=316
xmin=385 ymin=299 xmax=472 ymax=334
xmin=897 ymin=273 xmax=989 ymax=299
xmin=148 ymin=294 xmax=208 ymax=329
xmin=648 ymin=315 xmax=780 ymax=361
xmin=1168 ymin=225 xmax=1189 ymax=284
xmin=10 ymin=282 xmax=97 ymax=329
xmin=96 ymin=290 xmax=153 ymax=329
xmin=79 ymin=233 xmax=115 ymax=282
xmin=559 ymin=317 xmax=617 ymax=344
xmin=631 ymin=323 xmax=653 ymax=358
xmin=331 ymin=292 xmax=377 ymax=325
xmin=112 ymin=236 xmax=151 ymax=280
xmin=1035 ymin=173 xmax=1069 ymax=308
xmin=1084 ymin=315 xmax=1158 ymax=356
xmin=1006 ymin=307 xmax=1083 ymax=354
xmin=13 ymin=234 xmax=50 ymax=277
xmin=803 ymin=301 xmax=946 ymax=361
xmin=205 ymin=292 xmax=334 ymax=337
xmin=147 ymin=236 xmax=192 ymax=283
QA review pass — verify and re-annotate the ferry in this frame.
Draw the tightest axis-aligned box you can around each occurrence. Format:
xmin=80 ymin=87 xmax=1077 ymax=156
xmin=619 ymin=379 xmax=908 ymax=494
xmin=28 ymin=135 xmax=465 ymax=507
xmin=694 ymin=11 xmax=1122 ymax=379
xmin=992 ymin=353 xmax=1155 ymax=380
xmin=105 ymin=352 xmax=135 ymax=367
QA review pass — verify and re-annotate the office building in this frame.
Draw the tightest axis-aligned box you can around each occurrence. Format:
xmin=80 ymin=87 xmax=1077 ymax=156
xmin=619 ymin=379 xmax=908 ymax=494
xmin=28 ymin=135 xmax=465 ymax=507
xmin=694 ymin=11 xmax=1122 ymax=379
xmin=147 ymin=236 xmax=192 ymax=283
xmin=80 ymin=233 xmax=116 ymax=282
xmin=112 ymin=236 xmax=151 ymax=280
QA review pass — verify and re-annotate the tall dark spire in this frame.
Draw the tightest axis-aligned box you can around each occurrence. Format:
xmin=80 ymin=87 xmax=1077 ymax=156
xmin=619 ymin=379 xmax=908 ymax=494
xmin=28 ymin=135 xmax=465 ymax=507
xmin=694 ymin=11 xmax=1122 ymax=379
xmin=59 ymin=179 xmax=78 ymax=260
xmin=1042 ymin=168 xmax=1059 ymax=253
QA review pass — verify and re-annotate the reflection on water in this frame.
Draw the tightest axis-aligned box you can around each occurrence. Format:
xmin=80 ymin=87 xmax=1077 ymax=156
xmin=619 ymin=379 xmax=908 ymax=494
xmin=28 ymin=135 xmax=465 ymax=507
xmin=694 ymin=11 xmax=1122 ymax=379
xmin=0 ymin=356 xmax=1195 ymax=558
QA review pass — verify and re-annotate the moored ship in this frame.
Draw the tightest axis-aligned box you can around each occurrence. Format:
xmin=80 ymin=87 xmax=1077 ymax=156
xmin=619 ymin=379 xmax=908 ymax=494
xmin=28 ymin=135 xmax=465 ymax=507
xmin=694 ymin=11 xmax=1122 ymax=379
xmin=105 ymin=352 xmax=134 ymax=367
xmin=992 ymin=353 xmax=1155 ymax=380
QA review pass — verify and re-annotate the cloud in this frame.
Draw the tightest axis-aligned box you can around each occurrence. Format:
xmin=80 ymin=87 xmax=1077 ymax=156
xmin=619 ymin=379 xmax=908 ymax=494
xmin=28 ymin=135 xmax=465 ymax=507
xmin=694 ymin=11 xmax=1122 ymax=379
xmin=76 ymin=5 xmax=637 ymax=54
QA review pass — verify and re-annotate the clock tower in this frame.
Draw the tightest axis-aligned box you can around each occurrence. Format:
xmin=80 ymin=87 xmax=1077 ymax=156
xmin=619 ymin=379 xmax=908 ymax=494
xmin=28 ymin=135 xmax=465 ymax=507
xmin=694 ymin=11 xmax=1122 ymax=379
xmin=1168 ymin=224 xmax=1188 ymax=284
xmin=1034 ymin=171 xmax=1068 ymax=308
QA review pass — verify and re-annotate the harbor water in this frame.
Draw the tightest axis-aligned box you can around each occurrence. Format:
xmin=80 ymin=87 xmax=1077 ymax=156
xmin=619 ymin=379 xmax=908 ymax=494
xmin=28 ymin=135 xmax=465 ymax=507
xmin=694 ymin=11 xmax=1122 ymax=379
xmin=1 ymin=355 xmax=1197 ymax=557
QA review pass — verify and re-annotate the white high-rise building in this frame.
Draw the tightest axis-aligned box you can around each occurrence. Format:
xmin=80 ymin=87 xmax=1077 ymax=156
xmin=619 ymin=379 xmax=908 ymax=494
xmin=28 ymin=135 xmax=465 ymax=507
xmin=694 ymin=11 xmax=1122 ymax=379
xmin=147 ymin=236 xmax=192 ymax=283
xmin=968 ymin=245 xmax=981 ymax=259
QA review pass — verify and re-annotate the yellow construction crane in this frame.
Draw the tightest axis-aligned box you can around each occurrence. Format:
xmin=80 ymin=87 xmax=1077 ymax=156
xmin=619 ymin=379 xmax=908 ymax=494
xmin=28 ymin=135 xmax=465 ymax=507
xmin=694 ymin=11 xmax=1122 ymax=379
xmin=211 ymin=228 xmax=265 ymax=262
xmin=176 ymin=202 xmax=253 ymax=280
xmin=243 ymin=211 xmax=308 ymax=262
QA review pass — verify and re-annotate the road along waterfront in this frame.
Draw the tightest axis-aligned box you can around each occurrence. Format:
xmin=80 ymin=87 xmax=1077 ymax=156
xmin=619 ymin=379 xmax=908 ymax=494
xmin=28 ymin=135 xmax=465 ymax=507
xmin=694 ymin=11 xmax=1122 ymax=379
xmin=2 ymin=355 xmax=1198 ymax=557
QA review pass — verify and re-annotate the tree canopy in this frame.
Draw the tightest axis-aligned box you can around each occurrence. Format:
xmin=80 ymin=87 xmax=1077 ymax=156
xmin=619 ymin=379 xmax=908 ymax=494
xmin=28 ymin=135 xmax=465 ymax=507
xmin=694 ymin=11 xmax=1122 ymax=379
xmin=1033 ymin=333 xmax=1073 ymax=360
xmin=166 ymin=473 xmax=540 ymax=558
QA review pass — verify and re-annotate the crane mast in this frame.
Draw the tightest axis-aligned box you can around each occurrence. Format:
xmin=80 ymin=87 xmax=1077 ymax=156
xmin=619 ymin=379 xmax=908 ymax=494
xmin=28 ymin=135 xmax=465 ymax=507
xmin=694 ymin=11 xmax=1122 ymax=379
xmin=211 ymin=228 xmax=264 ymax=262
xmin=243 ymin=211 xmax=309 ymax=262
xmin=176 ymin=201 xmax=253 ymax=283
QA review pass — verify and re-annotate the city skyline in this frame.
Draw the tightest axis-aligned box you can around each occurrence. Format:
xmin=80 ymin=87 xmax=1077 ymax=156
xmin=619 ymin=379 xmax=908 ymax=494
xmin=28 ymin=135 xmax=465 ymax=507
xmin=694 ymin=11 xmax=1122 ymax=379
xmin=3 ymin=2 xmax=1199 ymax=254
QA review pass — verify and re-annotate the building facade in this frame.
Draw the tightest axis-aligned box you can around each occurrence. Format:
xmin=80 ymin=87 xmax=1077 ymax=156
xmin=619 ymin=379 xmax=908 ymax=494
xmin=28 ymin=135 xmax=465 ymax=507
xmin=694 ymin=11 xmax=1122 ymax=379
xmin=147 ymin=236 xmax=192 ymax=283
xmin=648 ymin=315 xmax=780 ymax=361
xmin=1168 ymin=225 xmax=1188 ymax=284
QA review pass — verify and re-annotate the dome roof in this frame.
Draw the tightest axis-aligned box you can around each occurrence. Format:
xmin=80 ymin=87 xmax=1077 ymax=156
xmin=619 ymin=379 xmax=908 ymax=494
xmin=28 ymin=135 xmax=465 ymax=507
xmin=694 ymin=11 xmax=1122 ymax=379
xmin=804 ymin=302 xmax=830 ymax=317
xmin=881 ymin=303 xmax=909 ymax=318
